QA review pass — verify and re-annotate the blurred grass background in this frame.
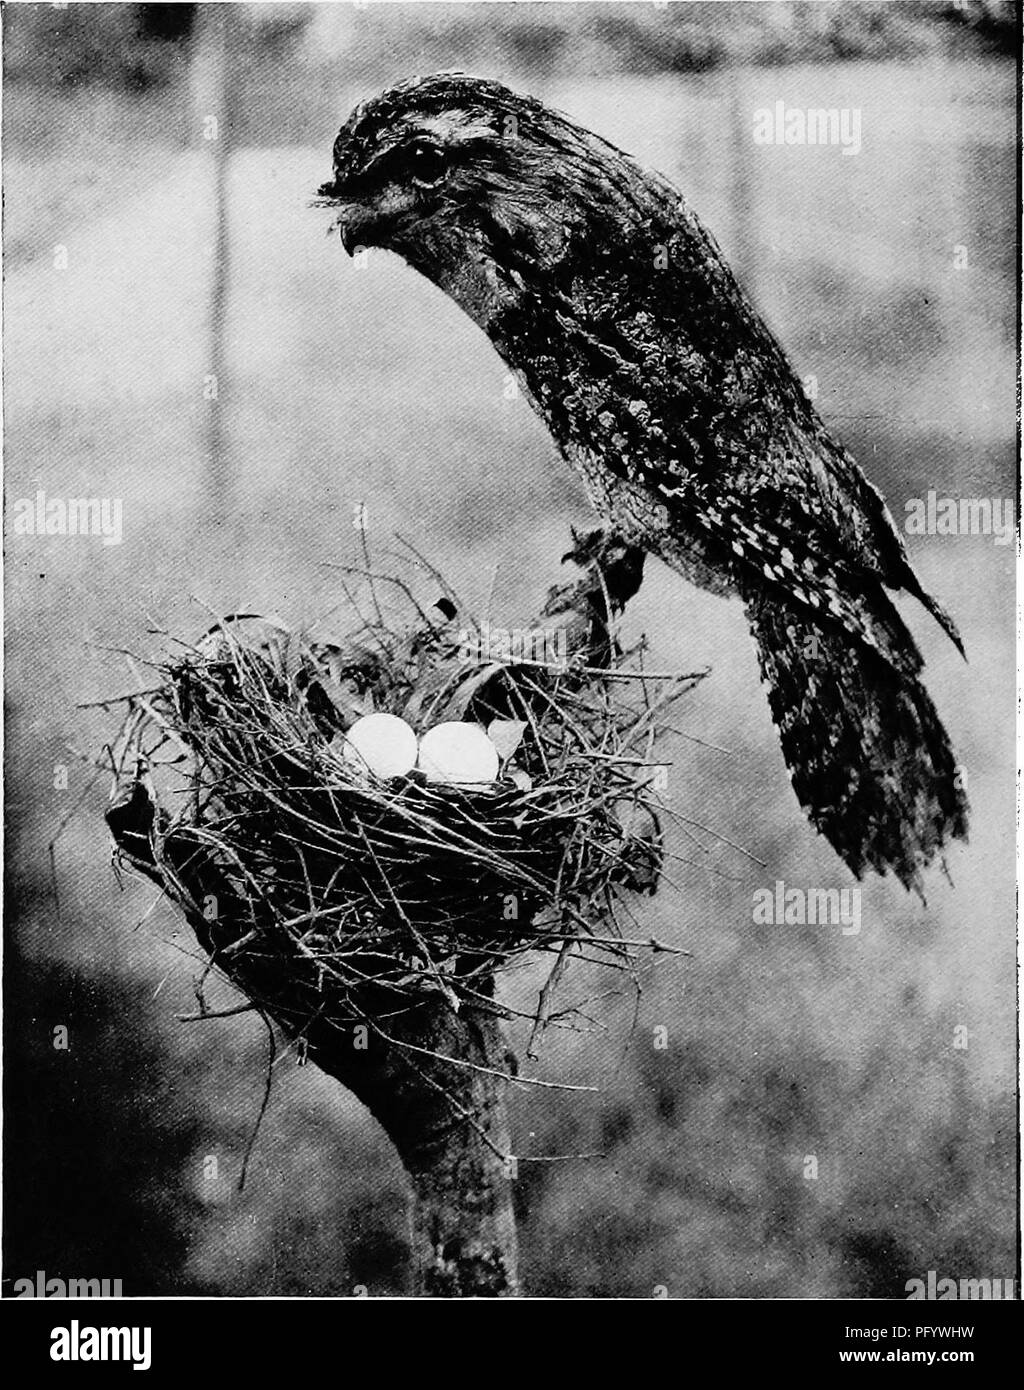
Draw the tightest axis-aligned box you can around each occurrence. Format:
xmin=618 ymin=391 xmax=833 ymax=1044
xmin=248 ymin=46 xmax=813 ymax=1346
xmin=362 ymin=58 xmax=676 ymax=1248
xmin=3 ymin=1 xmax=1018 ymax=1297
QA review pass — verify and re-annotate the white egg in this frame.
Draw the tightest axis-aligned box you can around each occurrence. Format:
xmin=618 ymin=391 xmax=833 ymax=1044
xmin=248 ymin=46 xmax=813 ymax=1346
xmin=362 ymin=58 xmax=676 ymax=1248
xmin=418 ymin=721 xmax=500 ymax=787
xmin=342 ymin=712 xmax=418 ymax=779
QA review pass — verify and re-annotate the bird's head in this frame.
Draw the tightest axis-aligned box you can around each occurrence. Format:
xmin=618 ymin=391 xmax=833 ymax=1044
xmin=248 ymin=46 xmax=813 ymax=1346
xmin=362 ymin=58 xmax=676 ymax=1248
xmin=317 ymin=73 xmax=667 ymax=328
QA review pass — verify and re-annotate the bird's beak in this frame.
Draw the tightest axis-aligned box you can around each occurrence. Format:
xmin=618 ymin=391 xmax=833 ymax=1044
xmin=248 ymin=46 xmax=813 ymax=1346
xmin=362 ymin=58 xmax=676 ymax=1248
xmin=315 ymin=178 xmax=368 ymax=257
xmin=335 ymin=216 xmax=360 ymax=257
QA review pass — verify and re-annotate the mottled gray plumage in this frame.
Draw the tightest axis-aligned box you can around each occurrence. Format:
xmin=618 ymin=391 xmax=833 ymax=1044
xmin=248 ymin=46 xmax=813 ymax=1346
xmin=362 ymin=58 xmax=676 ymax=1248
xmin=318 ymin=73 xmax=968 ymax=890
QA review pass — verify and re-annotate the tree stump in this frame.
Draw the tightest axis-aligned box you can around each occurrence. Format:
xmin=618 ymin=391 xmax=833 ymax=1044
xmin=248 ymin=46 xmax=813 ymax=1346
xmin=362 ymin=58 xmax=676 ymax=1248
xmin=105 ymin=531 xmax=651 ymax=1298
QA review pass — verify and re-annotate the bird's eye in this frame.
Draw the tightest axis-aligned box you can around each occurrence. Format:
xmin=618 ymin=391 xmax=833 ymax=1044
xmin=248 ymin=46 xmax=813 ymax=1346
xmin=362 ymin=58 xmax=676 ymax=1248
xmin=409 ymin=140 xmax=447 ymax=188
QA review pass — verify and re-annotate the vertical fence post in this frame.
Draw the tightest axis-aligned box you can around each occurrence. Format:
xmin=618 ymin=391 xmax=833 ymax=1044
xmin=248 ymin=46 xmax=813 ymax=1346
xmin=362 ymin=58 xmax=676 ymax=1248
xmin=191 ymin=4 xmax=232 ymax=507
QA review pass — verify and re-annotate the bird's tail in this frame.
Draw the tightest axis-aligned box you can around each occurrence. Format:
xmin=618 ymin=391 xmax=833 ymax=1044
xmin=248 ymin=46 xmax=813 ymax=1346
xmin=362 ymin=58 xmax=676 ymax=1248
xmin=744 ymin=590 xmax=969 ymax=893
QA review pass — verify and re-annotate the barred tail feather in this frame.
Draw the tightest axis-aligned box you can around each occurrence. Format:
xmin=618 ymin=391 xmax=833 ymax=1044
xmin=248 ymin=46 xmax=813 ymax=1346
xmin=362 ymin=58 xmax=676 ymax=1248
xmin=745 ymin=592 xmax=969 ymax=892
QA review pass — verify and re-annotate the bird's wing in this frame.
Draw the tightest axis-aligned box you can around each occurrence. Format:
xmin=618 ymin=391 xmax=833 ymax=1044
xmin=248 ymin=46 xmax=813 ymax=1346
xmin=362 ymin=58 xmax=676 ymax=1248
xmin=541 ymin=249 xmax=963 ymax=662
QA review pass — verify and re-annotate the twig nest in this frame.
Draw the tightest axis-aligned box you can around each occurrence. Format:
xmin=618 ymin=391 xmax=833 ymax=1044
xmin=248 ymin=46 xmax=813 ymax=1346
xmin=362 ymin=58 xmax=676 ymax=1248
xmin=105 ymin=579 xmax=705 ymax=1019
xmin=418 ymin=721 xmax=500 ymax=786
xmin=343 ymin=712 xmax=418 ymax=778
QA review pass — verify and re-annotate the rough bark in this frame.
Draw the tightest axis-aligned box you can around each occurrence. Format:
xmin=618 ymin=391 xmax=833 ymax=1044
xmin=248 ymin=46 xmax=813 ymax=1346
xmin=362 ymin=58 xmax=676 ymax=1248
xmin=106 ymin=783 xmax=519 ymax=1297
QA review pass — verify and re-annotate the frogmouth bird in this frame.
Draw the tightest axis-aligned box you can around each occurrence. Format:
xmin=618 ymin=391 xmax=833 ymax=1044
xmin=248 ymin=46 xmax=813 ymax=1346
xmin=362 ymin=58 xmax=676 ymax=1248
xmin=317 ymin=73 xmax=968 ymax=892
